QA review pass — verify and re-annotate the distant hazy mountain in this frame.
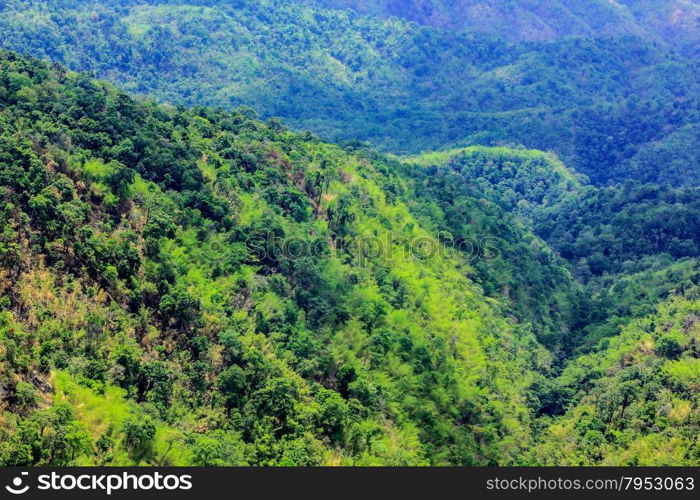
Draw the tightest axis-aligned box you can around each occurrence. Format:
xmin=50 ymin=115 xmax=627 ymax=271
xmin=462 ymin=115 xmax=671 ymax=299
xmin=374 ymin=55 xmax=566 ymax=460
xmin=315 ymin=0 xmax=700 ymax=50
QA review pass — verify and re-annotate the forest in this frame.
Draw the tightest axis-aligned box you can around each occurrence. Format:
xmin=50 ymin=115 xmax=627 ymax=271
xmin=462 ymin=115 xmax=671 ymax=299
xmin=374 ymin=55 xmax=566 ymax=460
xmin=0 ymin=0 xmax=698 ymax=467
xmin=1 ymin=0 xmax=699 ymax=184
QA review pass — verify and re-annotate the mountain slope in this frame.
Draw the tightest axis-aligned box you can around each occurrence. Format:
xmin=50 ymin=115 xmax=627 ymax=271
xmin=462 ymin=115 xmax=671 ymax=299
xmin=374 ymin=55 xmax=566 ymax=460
xmin=1 ymin=51 xmax=699 ymax=466
xmin=532 ymin=293 xmax=700 ymax=466
xmin=312 ymin=0 xmax=646 ymax=41
xmin=399 ymin=146 xmax=700 ymax=464
xmin=404 ymin=147 xmax=700 ymax=349
xmin=0 ymin=51 xmax=556 ymax=466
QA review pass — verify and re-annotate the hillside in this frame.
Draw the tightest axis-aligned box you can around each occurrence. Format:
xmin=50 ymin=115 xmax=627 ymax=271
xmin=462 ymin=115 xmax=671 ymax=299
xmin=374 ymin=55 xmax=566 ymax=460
xmin=399 ymin=146 xmax=700 ymax=465
xmin=1 ymin=52 xmax=698 ymax=466
xmin=0 ymin=0 xmax=699 ymax=187
xmin=0 ymin=51 xmax=560 ymax=466
xmin=312 ymin=0 xmax=647 ymax=41
xmin=532 ymin=294 xmax=700 ymax=466
xmin=404 ymin=148 xmax=700 ymax=271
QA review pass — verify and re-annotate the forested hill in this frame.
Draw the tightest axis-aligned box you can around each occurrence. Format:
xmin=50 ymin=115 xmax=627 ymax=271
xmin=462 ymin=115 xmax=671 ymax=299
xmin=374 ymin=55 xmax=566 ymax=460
xmin=405 ymin=147 xmax=700 ymax=347
xmin=400 ymin=147 xmax=700 ymax=465
xmin=1 ymin=0 xmax=699 ymax=186
xmin=0 ymin=51 xmax=564 ymax=466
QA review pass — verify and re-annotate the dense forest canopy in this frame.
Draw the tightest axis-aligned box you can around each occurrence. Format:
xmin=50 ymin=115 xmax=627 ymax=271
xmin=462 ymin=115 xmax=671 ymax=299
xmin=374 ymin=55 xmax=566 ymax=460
xmin=0 ymin=0 xmax=698 ymax=467
xmin=0 ymin=0 xmax=699 ymax=186
xmin=0 ymin=52 xmax=559 ymax=465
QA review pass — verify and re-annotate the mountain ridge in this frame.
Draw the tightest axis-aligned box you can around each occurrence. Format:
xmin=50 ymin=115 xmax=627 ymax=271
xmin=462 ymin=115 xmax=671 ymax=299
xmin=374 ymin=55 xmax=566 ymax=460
xmin=312 ymin=0 xmax=700 ymax=51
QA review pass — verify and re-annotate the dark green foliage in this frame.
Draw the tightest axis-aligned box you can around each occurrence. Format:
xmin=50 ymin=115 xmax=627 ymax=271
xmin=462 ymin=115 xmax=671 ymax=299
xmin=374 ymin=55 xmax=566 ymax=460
xmin=408 ymin=147 xmax=700 ymax=355
xmin=122 ymin=414 xmax=156 ymax=461
xmin=534 ymin=184 xmax=700 ymax=279
xmin=0 ymin=402 xmax=92 ymax=466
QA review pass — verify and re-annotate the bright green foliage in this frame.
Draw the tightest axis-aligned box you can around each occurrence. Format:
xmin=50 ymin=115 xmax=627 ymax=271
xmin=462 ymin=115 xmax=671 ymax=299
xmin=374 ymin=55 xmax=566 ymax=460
xmin=0 ymin=53 xmax=550 ymax=465
xmin=531 ymin=294 xmax=700 ymax=465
